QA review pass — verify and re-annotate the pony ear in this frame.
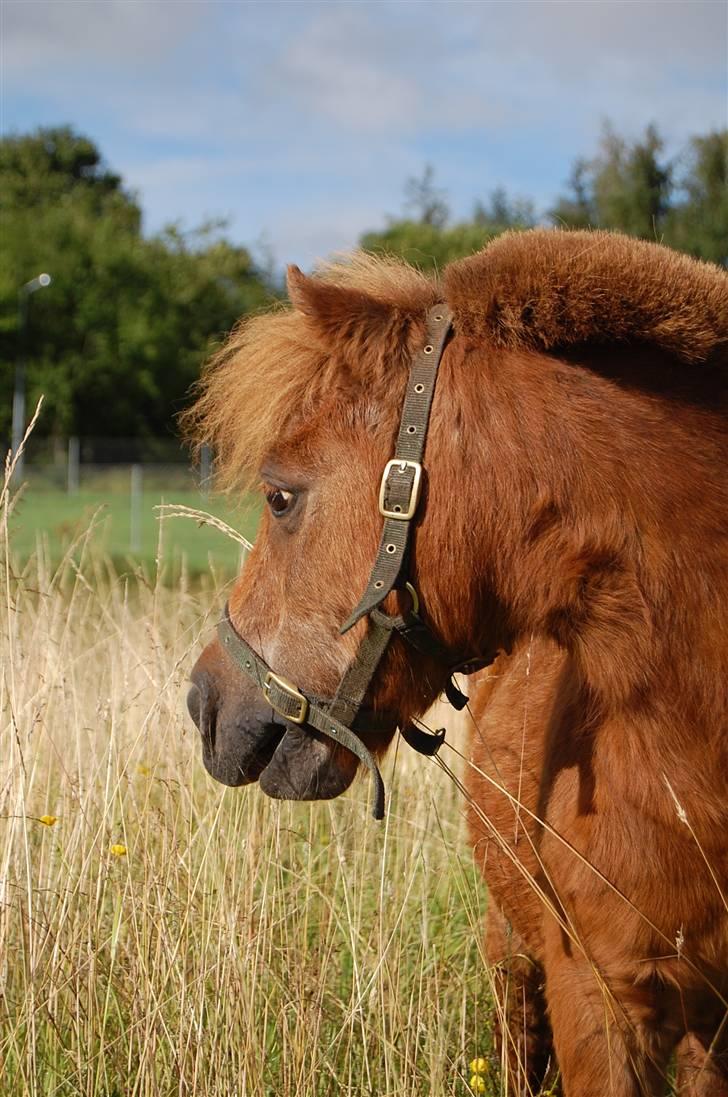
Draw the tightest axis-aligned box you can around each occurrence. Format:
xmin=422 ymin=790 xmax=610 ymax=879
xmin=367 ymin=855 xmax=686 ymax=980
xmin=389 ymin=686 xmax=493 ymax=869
xmin=286 ymin=264 xmax=395 ymax=345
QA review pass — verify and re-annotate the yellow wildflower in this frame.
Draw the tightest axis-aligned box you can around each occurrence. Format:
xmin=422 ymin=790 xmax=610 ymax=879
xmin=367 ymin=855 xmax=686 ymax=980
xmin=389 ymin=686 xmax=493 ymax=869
xmin=470 ymin=1058 xmax=488 ymax=1075
xmin=469 ymin=1077 xmax=486 ymax=1094
xmin=38 ymin=815 xmax=58 ymax=827
xmin=136 ymin=763 xmax=151 ymax=777
xmin=110 ymin=844 xmax=127 ymax=857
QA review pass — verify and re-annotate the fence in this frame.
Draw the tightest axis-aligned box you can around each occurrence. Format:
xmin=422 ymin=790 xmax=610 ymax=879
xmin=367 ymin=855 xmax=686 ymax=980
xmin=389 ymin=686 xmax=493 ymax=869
xmin=6 ymin=437 xmax=254 ymax=573
xmin=14 ymin=435 xmax=210 ymax=493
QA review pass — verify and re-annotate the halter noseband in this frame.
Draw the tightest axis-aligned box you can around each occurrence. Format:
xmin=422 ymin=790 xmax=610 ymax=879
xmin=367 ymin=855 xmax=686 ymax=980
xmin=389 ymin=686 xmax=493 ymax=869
xmin=217 ymin=304 xmax=488 ymax=819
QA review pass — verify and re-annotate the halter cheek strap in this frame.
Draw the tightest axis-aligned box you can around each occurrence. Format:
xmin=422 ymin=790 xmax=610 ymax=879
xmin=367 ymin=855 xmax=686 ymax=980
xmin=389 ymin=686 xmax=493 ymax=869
xmin=341 ymin=306 xmax=453 ymax=630
xmin=217 ymin=303 xmax=490 ymax=820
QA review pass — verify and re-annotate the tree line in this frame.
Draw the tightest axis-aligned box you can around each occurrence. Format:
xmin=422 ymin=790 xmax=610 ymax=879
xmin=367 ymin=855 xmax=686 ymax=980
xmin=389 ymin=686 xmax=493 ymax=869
xmin=1 ymin=124 xmax=725 ymax=445
xmin=363 ymin=125 xmax=727 ymax=269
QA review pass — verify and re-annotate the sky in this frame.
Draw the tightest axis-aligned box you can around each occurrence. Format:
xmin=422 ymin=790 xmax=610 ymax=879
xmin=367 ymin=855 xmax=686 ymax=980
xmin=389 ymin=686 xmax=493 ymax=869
xmin=2 ymin=0 xmax=727 ymax=271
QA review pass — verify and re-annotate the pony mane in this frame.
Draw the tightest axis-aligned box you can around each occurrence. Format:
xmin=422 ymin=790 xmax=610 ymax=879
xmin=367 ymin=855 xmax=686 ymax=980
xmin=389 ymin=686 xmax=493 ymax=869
xmin=184 ymin=231 xmax=728 ymax=490
xmin=444 ymin=229 xmax=728 ymax=364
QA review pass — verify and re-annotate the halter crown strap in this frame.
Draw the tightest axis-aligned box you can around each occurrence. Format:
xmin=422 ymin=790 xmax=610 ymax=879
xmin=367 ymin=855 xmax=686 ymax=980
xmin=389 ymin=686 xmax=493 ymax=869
xmin=340 ymin=304 xmax=453 ymax=632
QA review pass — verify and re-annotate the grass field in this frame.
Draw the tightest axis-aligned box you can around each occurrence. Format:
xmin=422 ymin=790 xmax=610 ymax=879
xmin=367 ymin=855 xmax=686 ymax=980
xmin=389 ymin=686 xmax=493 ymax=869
xmin=1 ymin=465 xmax=501 ymax=1096
xmin=9 ymin=484 xmax=260 ymax=577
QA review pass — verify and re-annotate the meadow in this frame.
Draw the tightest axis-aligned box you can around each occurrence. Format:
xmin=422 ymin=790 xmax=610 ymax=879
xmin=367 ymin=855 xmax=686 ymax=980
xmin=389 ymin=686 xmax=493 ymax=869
xmin=9 ymin=482 xmax=259 ymax=577
xmin=1 ymin=458 xmax=500 ymax=1097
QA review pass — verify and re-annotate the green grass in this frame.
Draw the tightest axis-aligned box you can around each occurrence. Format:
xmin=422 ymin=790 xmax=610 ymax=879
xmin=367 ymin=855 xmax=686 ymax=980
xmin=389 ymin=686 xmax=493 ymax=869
xmin=8 ymin=486 xmax=260 ymax=576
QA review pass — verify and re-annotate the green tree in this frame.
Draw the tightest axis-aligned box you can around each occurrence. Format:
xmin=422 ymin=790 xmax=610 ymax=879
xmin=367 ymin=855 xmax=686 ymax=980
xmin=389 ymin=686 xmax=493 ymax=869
xmin=473 ymin=186 xmax=535 ymax=230
xmin=404 ymin=165 xmax=450 ymax=228
xmin=0 ymin=127 xmax=273 ymax=443
xmin=362 ymin=172 xmax=534 ymax=271
xmin=551 ymin=123 xmax=672 ymax=239
xmin=599 ymin=124 xmax=671 ymax=237
xmin=551 ymin=124 xmax=726 ymax=265
xmin=360 ymin=220 xmax=494 ymax=271
xmin=666 ymin=131 xmax=728 ymax=265
xmin=0 ymin=124 xmax=140 ymax=230
xmin=550 ymin=159 xmax=593 ymax=229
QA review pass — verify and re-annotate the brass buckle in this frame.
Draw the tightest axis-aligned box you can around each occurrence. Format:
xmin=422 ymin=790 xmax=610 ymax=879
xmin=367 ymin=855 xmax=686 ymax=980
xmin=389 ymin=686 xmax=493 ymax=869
xmin=378 ymin=459 xmax=422 ymax=521
xmin=263 ymin=672 xmax=309 ymax=724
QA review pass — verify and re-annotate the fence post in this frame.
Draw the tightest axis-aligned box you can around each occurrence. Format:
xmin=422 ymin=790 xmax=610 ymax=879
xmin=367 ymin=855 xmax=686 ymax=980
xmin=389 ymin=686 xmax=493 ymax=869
xmin=130 ymin=464 xmax=143 ymax=554
xmin=200 ymin=443 xmax=212 ymax=497
xmin=67 ymin=436 xmax=80 ymax=494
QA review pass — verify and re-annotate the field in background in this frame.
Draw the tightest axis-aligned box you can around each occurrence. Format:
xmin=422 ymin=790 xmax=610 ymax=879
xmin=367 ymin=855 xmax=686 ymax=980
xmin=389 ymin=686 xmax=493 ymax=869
xmin=10 ymin=482 xmax=259 ymax=577
xmin=10 ymin=433 xmax=260 ymax=576
xmin=1 ymin=478 xmax=498 ymax=1096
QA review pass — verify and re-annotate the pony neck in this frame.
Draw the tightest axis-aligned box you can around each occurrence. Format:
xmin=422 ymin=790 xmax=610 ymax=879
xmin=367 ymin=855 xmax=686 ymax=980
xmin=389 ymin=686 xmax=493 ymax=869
xmin=461 ymin=341 xmax=728 ymax=725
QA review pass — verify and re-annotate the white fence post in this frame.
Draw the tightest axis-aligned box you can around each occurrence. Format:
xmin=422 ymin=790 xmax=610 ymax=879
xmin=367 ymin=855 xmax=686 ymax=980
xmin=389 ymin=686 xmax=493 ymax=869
xmin=200 ymin=443 xmax=212 ymax=497
xmin=130 ymin=464 xmax=143 ymax=553
xmin=67 ymin=436 xmax=80 ymax=494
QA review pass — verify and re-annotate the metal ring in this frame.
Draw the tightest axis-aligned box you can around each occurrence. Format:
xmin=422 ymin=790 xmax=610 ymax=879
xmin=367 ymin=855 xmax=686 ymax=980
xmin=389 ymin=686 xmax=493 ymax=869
xmin=433 ymin=314 xmax=443 ymax=322
xmin=423 ymin=345 xmax=434 ymax=354
xmin=386 ymin=544 xmax=396 ymax=554
xmin=374 ymin=580 xmax=384 ymax=589
xmin=406 ymin=425 xmax=416 ymax=434
xmin=414 ymin=383 xmax=425 ymax=394
xmin=404 ymin=582 xmax=420 ymax=616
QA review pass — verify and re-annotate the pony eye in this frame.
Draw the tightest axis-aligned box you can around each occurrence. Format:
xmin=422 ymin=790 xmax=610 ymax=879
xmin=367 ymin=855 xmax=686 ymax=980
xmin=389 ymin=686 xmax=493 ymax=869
xmin=264 ymin=486 xmax=295 ymax=517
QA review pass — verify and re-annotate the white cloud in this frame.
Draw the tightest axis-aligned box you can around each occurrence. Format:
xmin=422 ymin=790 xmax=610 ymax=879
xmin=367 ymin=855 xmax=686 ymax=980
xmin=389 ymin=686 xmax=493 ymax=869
xmin=2 ymin=0 xmax=725 ymax=268
xmin=3 ymin=0 xmax=206 ymax=70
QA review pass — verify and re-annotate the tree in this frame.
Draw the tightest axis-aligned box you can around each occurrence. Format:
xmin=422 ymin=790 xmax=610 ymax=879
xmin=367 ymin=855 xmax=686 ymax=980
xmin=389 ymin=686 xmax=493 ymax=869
xmin=0 ymin=125 xmax=140 ymax=230
xmin=361 ymin=219 xmax=493 ymax=271
xmin=362 ymin=172 xmax=534 ymax=271
xmin=666 ymin=131 xmax=728 ymax=265
xmin=403 ymin=165 xmax=450 ymax=228
xmin=0 ymin=127 xmax=273 ymax=443
xmin=550 ymin=159 xmax=596 ymax=229
xmin=550 ymin=123 xmax=673 ymax=239
xmin=473 ymin=186 xmax=535 ymax=230
xmin=550 ymin=124 xmax=726 ymax=265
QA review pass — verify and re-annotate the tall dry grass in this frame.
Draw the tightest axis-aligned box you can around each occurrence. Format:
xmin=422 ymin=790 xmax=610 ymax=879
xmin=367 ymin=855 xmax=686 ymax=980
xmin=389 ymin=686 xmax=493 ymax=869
xmin=0 ymin=440 xmax=494 ymax=1096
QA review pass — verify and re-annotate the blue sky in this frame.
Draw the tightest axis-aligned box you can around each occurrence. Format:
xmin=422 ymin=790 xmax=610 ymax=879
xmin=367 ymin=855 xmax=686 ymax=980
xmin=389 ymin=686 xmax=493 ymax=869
xmin=3 ymin=0 xmax=726 ymax=270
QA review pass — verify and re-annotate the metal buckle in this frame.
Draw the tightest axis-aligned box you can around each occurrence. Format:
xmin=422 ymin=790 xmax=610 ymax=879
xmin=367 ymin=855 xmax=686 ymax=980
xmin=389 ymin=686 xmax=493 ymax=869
xmin=263 ymin=672 xmax=309 ymax=724
xmin=378 ymin=459 xmax=422 ymax=521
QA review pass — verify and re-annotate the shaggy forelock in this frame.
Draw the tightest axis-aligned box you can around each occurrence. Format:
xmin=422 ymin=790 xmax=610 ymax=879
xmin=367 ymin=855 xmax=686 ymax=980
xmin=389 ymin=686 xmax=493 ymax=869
xmin=181 ymin=251 xmax=437 ymax=491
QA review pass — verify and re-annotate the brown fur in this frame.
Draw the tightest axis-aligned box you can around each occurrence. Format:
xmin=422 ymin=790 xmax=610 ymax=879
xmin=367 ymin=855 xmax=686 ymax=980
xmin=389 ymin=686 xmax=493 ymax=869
xmin=445 ymin=228 xmax=728 ymax=363
xmin=186 ymin=230 xmax=728 ymax=1096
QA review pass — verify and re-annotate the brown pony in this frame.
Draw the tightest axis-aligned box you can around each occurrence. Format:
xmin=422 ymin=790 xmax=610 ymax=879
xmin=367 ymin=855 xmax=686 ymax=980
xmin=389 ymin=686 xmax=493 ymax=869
xmin=185 ymin=230 xmax=728 ymax=1096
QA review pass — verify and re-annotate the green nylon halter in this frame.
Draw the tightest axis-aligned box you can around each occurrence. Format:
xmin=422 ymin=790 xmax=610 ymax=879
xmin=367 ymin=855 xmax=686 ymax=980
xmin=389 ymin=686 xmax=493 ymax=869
xmin=217 ymin=304 xmax=476 ymax=820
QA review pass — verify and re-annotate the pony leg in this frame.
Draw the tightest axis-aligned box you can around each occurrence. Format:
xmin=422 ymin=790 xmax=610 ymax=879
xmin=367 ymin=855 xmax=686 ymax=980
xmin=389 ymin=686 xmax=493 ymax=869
xmin=544 ymin=946 xmax=673 ymax=1097
xmin=485 ymin=902 xmax=554 ymax=1096
xmin=675 ymin=1028 xmax=728 ymax=1097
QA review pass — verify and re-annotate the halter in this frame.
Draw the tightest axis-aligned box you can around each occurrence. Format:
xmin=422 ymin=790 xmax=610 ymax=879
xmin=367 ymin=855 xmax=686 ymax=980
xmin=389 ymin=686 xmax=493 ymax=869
xmin=217 ymin=304 xmax=489 ymax=819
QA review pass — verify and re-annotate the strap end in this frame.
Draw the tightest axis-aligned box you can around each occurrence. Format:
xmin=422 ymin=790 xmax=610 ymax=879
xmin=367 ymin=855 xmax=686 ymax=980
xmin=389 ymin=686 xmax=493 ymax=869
xmin=401 ymin=721 xmax=446 ymax=757
xmin=371 ymin=779 xmax=385 ymax=820
xmin=340 ymin=603 xmax=369 ymax=634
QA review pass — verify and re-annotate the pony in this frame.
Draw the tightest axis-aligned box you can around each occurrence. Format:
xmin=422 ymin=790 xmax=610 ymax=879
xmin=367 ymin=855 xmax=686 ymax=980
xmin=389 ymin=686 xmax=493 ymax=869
xmin=184 ymin=229 xmax=728 ymax=1096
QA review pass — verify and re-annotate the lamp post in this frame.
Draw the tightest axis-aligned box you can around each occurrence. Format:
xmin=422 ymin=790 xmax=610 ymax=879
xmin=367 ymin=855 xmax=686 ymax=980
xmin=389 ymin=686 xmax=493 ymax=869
xmin=11 ymin=273 xmax=51 ymax=481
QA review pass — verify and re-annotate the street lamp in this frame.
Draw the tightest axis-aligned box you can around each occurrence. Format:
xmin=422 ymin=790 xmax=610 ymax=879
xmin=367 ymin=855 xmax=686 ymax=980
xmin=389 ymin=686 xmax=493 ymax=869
xmin=11 ymin=273 xmax=52 ymax=481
